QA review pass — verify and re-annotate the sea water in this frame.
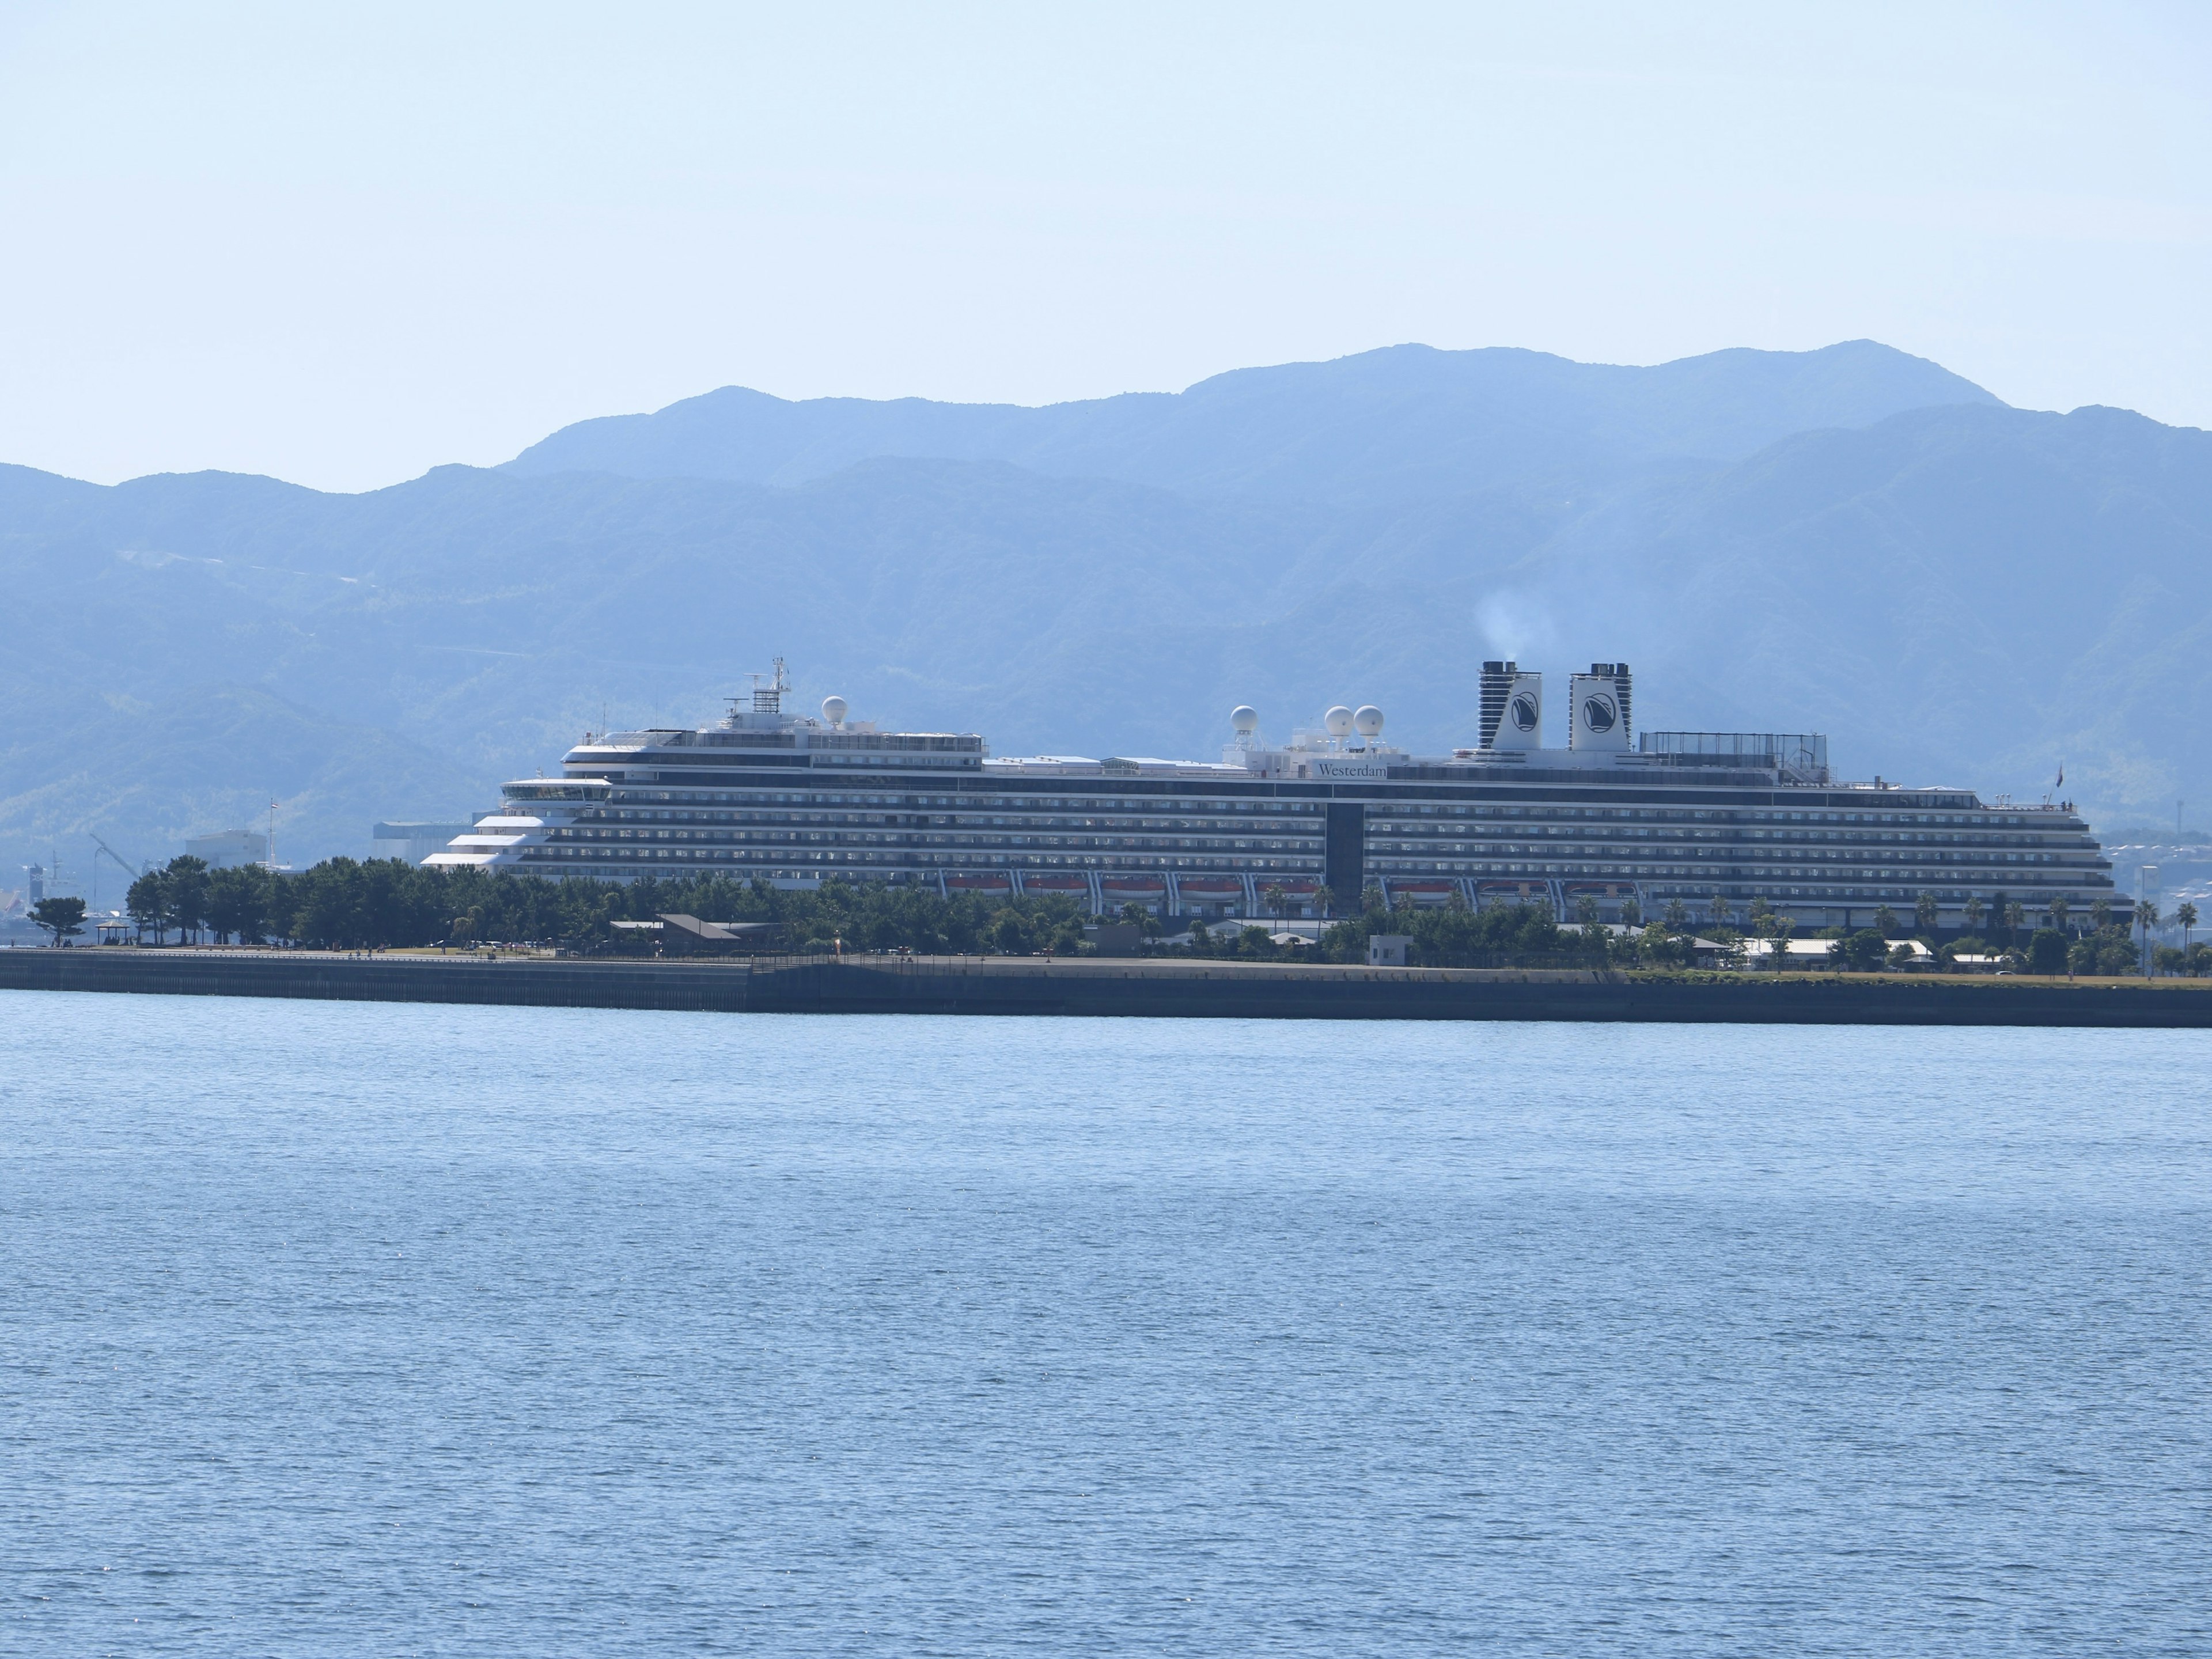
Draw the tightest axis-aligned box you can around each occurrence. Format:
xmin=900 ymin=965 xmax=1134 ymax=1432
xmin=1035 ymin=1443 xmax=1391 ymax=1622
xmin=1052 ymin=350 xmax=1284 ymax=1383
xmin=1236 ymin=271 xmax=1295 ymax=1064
xmin=2 ymin=990 xmax=2207 ymax=1656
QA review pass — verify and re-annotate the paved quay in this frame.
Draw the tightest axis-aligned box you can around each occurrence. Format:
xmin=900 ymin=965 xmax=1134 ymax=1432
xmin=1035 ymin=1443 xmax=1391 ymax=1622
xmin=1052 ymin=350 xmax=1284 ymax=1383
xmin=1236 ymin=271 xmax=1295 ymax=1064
xmin=5 ymin=946 xmax=2211 ymax=1027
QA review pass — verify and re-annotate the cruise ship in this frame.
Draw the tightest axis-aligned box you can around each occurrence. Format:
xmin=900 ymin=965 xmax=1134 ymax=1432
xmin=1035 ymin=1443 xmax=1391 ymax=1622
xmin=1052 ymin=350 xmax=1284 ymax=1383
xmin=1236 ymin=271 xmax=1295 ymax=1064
xmin=427 ymin=659 xmax=2115 ymax=930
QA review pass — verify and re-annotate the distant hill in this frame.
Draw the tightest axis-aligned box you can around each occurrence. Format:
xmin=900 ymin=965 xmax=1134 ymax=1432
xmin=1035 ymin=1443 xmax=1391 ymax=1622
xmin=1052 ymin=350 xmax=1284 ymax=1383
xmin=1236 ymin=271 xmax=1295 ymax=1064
xmin=5 ymin=343 xmax=2206 ymax=885
xmin=503 ymin=340 xmax=2002 ymax=505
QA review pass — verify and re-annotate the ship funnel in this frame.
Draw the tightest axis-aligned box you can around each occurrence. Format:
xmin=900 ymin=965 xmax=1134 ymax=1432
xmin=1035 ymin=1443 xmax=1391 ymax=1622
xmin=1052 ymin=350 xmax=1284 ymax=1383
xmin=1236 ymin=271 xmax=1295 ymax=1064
xmin=1479 ymin=660 xmax=1543 ymax=751
xmin=1569 ymin=661 xmax=1632 ymax=752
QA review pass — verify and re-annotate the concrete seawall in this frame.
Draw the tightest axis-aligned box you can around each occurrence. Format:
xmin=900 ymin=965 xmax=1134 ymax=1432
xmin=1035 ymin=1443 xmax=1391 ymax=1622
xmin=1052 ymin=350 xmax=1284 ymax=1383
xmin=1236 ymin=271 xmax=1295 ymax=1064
xmin=6 ymin=949 xmax=2212 ymax=1027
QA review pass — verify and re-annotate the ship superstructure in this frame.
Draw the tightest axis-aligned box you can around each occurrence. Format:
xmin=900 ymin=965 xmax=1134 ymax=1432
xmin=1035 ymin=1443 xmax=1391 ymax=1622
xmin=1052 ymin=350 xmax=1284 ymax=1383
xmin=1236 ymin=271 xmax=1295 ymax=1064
xmin=427 ymin=657 xmax=2114 ymax=929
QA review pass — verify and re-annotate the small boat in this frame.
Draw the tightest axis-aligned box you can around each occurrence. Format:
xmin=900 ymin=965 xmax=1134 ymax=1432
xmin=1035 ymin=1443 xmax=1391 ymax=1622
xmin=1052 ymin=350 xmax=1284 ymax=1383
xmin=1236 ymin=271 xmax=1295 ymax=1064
xmin=1477 ymin=880 xmax=1550 ymax=907
xmin=1101 ymin=877 xmax=1169 ymax=899
xmin=1175 ymin=878 xmax=1244 ymax=901
xmin=1387 ymin=880 xmax=1460 ymax=906
xmin=1021 ymin=874 xmax=1091 ymax=895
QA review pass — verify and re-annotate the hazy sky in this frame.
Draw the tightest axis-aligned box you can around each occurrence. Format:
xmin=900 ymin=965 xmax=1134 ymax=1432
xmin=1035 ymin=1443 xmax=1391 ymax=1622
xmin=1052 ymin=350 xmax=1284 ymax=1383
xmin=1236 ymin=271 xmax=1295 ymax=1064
xmin=2 ymin=2 xmax=2206 ymax=492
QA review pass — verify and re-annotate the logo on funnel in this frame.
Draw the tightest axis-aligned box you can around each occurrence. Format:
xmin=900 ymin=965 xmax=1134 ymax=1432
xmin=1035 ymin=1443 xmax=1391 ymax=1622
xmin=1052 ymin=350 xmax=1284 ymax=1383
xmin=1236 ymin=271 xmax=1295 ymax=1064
xmin=1510 ymin=694 xmax=1539 ymax=732
xmin=1582 ymin=694 xmax=1617 ymax=733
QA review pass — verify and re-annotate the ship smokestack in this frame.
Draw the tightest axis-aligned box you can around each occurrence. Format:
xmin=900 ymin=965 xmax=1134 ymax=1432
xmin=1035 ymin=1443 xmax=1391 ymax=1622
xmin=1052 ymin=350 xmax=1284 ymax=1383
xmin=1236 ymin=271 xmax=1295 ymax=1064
xmin=1479 ymin=660 xmax=1544 ymax=751
xmin=1569 ymin=661 xmax=1632 ymax=751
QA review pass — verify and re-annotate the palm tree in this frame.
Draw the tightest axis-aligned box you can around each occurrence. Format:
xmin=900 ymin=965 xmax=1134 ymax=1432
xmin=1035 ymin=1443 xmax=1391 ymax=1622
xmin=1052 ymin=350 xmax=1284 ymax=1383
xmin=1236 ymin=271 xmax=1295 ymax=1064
xmin=2135 ymin=899 xmax=2160 ymax=975
xmin=2179 ymin=902 xmax=2199 ymax=961
xmin=1963 ymin=895 xmax=1986 ymax=938
xmin=2047 ymin=894 xmax=2070 ymax=935
xmin=1915 ymin=892 xmax=1939 ymax=937
xmin=1262 ymin=882 xmax=1286 ymax=925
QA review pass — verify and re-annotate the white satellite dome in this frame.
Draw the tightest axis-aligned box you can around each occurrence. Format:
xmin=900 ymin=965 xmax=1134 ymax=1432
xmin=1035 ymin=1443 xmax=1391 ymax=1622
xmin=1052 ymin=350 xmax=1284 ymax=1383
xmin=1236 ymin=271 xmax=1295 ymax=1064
xmin=821 ymin=695 xmax=848 ymax=726
xmin=1324 ymin=705 xmax=1355 ymax=738
xmin=1354 ymin=704 xmax=1385 ymax=739
xmin=1230 ymin=705 xmax=1260 ymax=734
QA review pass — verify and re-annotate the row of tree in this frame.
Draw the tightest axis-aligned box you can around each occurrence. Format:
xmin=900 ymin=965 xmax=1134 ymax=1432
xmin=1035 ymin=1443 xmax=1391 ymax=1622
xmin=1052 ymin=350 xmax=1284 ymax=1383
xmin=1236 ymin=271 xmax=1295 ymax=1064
xmin=23 ymin=857 xmax=2204 ymax=977
xmin=94 ymin=855 xmax=1094 ymax=953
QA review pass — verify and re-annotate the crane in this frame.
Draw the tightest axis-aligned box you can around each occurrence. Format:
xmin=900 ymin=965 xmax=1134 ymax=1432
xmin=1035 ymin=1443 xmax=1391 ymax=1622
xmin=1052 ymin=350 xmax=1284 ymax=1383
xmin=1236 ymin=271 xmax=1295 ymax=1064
xmin=90 ymin=833 xmax=150 ymax=881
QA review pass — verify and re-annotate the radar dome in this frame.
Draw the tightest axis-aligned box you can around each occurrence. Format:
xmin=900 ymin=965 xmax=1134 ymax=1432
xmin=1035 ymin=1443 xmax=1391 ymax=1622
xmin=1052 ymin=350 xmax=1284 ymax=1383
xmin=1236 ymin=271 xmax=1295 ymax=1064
xmin=1324 ymin=705 xmax=1355 ymax=738
xmin=821 ymin=695 xmax=848 ymax=726
xmin=1230 ymin=705 xmax=1259 ymax=734
xmin=1354 ymin=704 xmax=1384 ymax=739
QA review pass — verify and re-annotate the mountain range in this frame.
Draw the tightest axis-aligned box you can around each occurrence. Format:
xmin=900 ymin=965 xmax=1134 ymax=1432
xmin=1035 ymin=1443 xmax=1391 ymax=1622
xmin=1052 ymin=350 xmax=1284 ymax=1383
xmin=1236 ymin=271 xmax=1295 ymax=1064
xmin=3 ymin=339 xmax=2206 ymax=886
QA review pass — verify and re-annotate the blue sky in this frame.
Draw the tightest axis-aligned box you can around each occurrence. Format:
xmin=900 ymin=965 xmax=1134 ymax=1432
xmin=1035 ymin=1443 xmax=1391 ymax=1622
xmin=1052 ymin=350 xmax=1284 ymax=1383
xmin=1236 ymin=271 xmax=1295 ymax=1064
xmin=1 ymin=1 xmax=2205 ymax=491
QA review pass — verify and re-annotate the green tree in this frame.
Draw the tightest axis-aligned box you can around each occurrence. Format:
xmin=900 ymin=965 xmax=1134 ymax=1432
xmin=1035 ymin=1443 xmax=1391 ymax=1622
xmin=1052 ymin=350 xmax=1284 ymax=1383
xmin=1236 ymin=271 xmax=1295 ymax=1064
xmin=1753 ymin=909 xmax=1794 ymax=970
xmin=1915 ymin=891 xmax=1939 ymax=936
xmin=2003 ymin=900 xmax=2025 ymax=943
xmin=1662 ymin=896 xmax=1690 ymax=933
xmin=125 ymin=869 xmax=167 ymax=944
xmin=1575 ymin=893 xmax=1602 ymax=930
xmin=2090 ymin=894 xmax=2112 ymax=933
xmin=2178 ymin=901 xmax=2198 ymax=958
xmin=2135 ymin=899 xmax=2160 ymax=975
xmin=29 ymin=895 xmax=86 ymax=946
xmin=1873 ymin=904 xmax=1900 ymax=935
xmin=2028 ymin=928 xmax=2067 ymax=975
xmin=2047 ymin=893 xmax=2071 ymax=935
xmin=162 ymin=855 xmax=211 ymax=945
xmin=1707 ymin=892 xmax=1730 ymax=931
xmin=1262 ymin=881 xmax=1287 ymax=923
xmin=1618 ymin=896 xmax=1641 ymax=928
xmin=1637 ymin=919 xmax=1685 ymax=968
xmin=1311 ymin=885 xmax=1336 ymax=920
xmin=1840 ymin=929 xmax=1887 ymax=971
xmin=206 ymin=864 xmax=270 ymax=945
xmin=1963 ymin=894 xmax=1986 ymax=937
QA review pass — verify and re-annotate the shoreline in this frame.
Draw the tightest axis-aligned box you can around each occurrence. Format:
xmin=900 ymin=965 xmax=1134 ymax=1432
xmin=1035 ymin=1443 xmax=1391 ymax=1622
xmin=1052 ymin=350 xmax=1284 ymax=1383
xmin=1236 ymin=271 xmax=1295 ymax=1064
xmin=5 ymin=948 xmax=2210 ymax=1027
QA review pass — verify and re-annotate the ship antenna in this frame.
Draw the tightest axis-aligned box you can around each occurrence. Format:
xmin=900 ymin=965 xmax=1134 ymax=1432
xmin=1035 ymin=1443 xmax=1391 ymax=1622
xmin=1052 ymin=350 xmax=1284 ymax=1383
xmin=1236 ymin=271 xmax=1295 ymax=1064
xmin=749 ymin=657 xmax=787 ymax=715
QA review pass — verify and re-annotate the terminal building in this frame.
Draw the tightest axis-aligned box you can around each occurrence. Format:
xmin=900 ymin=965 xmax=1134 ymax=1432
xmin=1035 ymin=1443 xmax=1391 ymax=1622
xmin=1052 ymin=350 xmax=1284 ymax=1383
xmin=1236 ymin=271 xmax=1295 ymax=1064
xmin=426 ymin=658 xmax=2114 ymax=931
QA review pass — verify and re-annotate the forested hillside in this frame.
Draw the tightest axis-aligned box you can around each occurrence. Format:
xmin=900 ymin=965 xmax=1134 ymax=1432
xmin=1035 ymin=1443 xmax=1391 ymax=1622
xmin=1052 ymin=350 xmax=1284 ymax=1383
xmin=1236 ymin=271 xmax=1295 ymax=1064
xmin=3 ymin=341 xmax=2205 ymax=880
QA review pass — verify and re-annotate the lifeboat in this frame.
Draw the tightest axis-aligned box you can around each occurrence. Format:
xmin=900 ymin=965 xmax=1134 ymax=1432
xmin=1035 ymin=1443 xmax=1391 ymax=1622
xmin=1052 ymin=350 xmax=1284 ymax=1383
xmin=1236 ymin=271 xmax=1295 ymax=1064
xmin=945 ymin=873 xmax=1013 ymax=895
xmin=1101 ymin=877 xmax=1169 ymax=900
xmin=1476 ymin=880 xmax=1548 ymax=906
xmin=1386 ymin=880 xmax=1461 ymax=906
xmin=1560 ymin=880 xmax=1634 ymax=902
xmin=1175 ymin=878 xmax=1244 ymax=901
xmin=1021 ymin=874 xmax=1091 ymax=896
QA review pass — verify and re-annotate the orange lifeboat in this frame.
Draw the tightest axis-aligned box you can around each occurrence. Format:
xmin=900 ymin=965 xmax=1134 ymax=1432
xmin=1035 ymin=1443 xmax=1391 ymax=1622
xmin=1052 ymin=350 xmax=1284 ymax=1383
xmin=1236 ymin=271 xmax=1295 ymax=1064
xmin=1386 ymin=880 xmax=1460 ymax=906
xmin=1022 ymin=875 xmax=1090 ymax=896
xmin=1175 ymin=878 xmax=1244 ymax=902
xmin=1101 ymin=877 xmax=1169 ymax=900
